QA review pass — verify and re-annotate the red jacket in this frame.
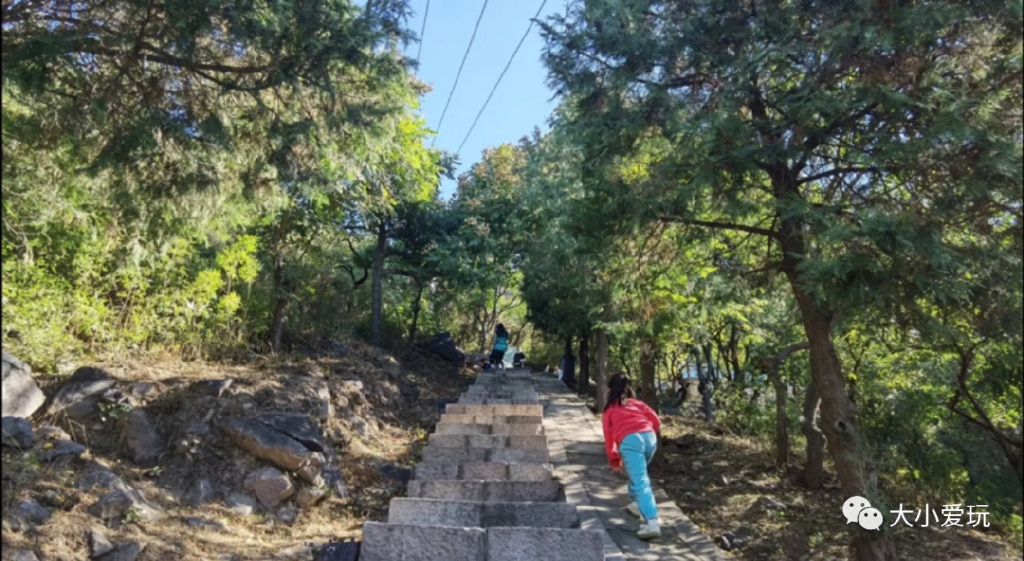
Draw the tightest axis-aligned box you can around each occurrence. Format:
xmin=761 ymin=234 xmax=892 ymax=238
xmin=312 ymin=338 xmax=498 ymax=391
xmin=601 ymin=398 xmax=660 ymax=469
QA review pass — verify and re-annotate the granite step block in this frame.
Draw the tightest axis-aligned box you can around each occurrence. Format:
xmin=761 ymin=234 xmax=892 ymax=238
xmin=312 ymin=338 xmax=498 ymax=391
xmin=413 ymin=462 xmax=554 ymax=481
xmin=388 ymin=498 xmax=578 ymax=528
xmin=406 ymin=480 xmax=562 ymax=502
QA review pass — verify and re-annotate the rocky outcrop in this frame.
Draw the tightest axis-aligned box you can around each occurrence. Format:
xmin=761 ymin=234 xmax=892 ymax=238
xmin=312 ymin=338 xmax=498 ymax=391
xmin=424 ymin=332 xmax=466 ymax=363
xmin=2 ymin=416 xmax=34 ymax=448
xmin=50 ymin=367 xmax=116 ymax=418
xmin=244 ymin=467 xmax=295 ymax=508
xmin=217 ymin=414 xmax=326 ymax=484
xmin=119 ymin=409 xmax=163 ymax=467
xmin=2 ymin=350 xmax=45 ymax=418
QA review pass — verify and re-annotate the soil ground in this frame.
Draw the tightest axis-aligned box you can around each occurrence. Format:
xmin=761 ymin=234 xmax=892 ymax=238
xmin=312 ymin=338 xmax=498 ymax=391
xmin=652 ymin=415 xmax=1023 ymax=561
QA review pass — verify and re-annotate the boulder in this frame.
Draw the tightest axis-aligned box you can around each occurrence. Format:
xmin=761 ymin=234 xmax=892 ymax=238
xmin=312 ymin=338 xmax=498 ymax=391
xmin=424 ymin=332 xmax=466 ymax=363
xmin=183 ymin=478 xmax=215 ymax=507
xmin=192 ymin=379 xmax=232 ymax=398
xmin=244 ymin=467 xmax=295 ymax=509
xmin=217 ymin=415 xmax=325 ymax=482
xmin=39 ymin=439 xmax=86 ymax=463
xmin=95 ymin=541 xmax=144 ymax=561
xmin=119 ymin=409 xmax=163 ymax=466
xmin=10 ymin=551 xmax=40 ymax=561
xmin=312 ymin=382 xmax=333 ymax=421
xmin=257 ymin=412 xmax=326 ymax=453
xmin=50 ymin=367 xmax=116 ymax=415
xmin=90 ymin=527 xmax=115 ymax=557
xmin=2 ymin=416 xmax=34 ymax=448
xmin=10 ymin=499 xmax=50 ymax=531
xmin=88 ymin=488 xmax=164 ymax=522
xmin=77 ymin=470 xmax=128 ymax=493
xmin=224 ymin=492 xmax=257 ymax=516
xmin=34 ymin=424 xmax=70 ymax=441
xmin=2 ymin=350 xmax=45 ymax=418
xmin=296 ymin=486 xmax=326 ymax=508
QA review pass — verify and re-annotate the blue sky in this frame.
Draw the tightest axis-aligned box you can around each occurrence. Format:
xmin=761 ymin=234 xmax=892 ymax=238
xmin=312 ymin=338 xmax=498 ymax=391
xmin=400 ymin=1 xmax=565 ymax=199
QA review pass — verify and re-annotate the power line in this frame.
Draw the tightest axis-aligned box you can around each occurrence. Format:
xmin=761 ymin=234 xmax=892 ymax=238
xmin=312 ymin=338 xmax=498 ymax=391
xmin=431 ymin=0 xmax=489 ymax=148
xmin=456 ymin=0 xmax=548 ymax=155
xmin=416 ymin=0 xmax=430 ymax=63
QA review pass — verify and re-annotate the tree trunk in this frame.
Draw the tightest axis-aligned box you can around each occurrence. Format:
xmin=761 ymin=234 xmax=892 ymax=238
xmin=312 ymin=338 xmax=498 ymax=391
xmin=370 ymin=220 xmax=387 ymax=346
xmin=269 ymin=260 xmax=289 ymax=353
xmin=639 ymin=339 xmax=659 ymax=412
xmin=775 ymin=162 xmax=895 ymax=557
xmin=701 ymin=343 xmax=717 ymax=423
xmin=562 ymin=335 xmax=576 ymax=388
xmin=762 ymin=342 xmax=809 ymax=470
xmin=768 ymin=364 xmax=789 ymax=469
xmin=408 ymin=282 xmax=424 ymax=346
xmin=801 ymin=382 xmax=826 ymax=488
xmin=729 ymin=324 xmax=743 ymax=385
xmin=578 ymin=329 xmax=590 ymax=396
xmin=595 ymin=325 xmax=610 ymax=412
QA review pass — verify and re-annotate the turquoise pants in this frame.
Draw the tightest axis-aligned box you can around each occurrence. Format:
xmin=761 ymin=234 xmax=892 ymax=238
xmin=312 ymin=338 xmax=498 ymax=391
xmin=621 ymin=431 xmax=659 ymax=521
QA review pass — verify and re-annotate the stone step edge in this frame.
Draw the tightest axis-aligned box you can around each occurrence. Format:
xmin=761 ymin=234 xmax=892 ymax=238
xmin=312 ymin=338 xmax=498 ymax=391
xmin=360 ymin=522 xmax=605 ymax=561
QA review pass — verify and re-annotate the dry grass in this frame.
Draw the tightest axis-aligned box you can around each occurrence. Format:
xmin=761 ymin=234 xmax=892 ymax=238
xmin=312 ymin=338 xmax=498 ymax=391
xmin=653 ymin=415 xmax=1022 ymax=561
xmin=2 ymin=342 xmax=474 ymax=561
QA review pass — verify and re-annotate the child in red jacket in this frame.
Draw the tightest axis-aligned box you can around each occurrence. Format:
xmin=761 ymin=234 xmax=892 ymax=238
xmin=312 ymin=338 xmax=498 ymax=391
xmin=601 ymin=372 xmax=662 ymax=539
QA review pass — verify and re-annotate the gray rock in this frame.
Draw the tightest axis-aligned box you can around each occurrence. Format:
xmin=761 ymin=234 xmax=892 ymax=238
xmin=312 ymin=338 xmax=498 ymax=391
xmin=313 ymin=382 xmax=333 ymax=421
xmin=2 ymin=416 xmax=33 ymax=448
xmin=322 ymin=467 xmax=349 ymax=499
xmin=217 ymin=416 xmax=325 ymax=482
xmin=257 ymin=412 xmax=326 ymax=453
xmin=88 ymin=488 xmax=164 ymax=522
xmin=64 ymin=396 xmax=100 ymax=421
xmin=95 ymin=541 xmax=144 ymax=561
xmin=120 ymin=409 xmax=163 ymax=467
xmin=753 ymin=495 xmax=787 ymax=512
xmin=78 ymin=470 xmax=128 ymax=492
xmin=183 ymin=516 xmax=227 ymax=531
xmin=2 ymin=350 xmax=45 ymax=418
xmin=425 ymin=332 xmax=466 ymax=363
xmin=275 ymin=504 xmax=298 ymax=525
xmin=311 ymin=539 xmax=360 ymax=561
xmin=184 ymin=478 xmax=215 ymax=507
xmin=296 ymin=486 xmax=326 ymax=508
xmin=39 ymin=439 xmax=86 ymax=463
xmin=50 ymin=367 xmax=116 ymax=414
xmin=10 ymin=498 xmax=50 ymax=530
xmin=34 ymin=424 xmax=70 ymax=441
xmin=10 ymin=550 xmax=40 ymax=561
xmin=351 ymin=417 xmax=370 ymax=438
xmin=129 ymin=382 xmax=155 ymax=398
xmin=244 ymin=467 xmax=295 ymax=509
xmin=193 ymin=379 xmax=232 ymax=398
xmin=378 ymin=463 xmax=412 ymax=483
xmin=90 ymin=527 xmax=115 ymax=557
xmin=224 ymin=492 xmax=257 ymax=516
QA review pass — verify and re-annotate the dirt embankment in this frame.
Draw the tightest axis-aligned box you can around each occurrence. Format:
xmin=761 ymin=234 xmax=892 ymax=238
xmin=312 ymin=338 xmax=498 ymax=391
xmin=3 ymin=342 xmax=473 ymax=561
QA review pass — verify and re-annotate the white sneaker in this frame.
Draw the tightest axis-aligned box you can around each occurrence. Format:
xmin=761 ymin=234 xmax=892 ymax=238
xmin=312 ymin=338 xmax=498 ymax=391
xmin=624 ymin=502 xmax=642 ymax=519
xmin=637 ymin=521 xmax=661 ymax=540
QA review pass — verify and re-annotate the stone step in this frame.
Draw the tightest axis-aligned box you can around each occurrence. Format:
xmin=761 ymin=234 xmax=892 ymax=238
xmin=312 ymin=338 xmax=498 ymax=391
xmin=440 ymin=414 xmax=544 ymax=425
xmin=361 ymin=522 xmax=604 ymax=561
xmin=428 ymin=434 xmax=547 ymax=449
xmin=421 ymin=445 xmax=549 ymax=464
xmin=406 ymin=480 xmax=562 ymax=502
xmin=413 ymin=461 xmax=553 ymax=481
xmin=446 ymin=404 xmax=544 ymax=416
xmin=458 ymin=398 xmax=541 ymax=405
xmin=454 ymin=398 xmax=541 ymax=406
xmin=435 ymin=423 xmax=543 ymax=436
xmin=388 ymin=498 xmax=578 ymax=528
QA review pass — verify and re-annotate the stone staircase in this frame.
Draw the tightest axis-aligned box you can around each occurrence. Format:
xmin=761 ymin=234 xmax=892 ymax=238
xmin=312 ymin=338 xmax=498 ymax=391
xmin=361 ymin=371 xmax=605 ymax=560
